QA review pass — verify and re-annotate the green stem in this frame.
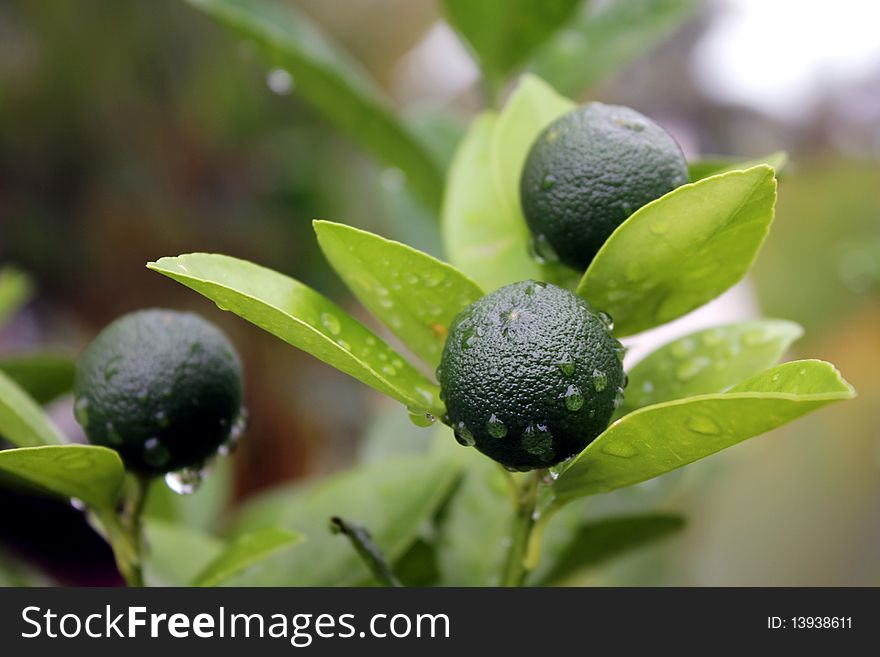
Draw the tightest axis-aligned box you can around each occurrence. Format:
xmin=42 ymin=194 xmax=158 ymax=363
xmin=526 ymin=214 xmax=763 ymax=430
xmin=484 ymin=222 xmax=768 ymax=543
xmin=500 ymin=471 xmax=540 ymax=587
xmin=95 ymin=474 xmax=151 ymax=587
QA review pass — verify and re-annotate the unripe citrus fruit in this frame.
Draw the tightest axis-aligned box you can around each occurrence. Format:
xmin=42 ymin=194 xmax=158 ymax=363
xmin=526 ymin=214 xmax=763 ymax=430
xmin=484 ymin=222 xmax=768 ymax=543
xmin=73 ymin=309 xmax=244 ymax=474
xmin=520 ymin=103 xmax=688 ymax=270
xmin=438 ymin=281 xmax=626 ymax=470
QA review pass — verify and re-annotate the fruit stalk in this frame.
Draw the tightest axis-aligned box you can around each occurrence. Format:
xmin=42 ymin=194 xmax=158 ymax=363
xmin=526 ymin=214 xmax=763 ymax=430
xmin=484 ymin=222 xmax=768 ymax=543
xmin=500 ymin=471 xmax=541 ymax=587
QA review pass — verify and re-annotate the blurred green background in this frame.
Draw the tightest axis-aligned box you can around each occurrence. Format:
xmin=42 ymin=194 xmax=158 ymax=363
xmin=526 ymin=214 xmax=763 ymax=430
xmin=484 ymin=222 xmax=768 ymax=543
xmin=1 ymin=0 xmax=878 ymax=585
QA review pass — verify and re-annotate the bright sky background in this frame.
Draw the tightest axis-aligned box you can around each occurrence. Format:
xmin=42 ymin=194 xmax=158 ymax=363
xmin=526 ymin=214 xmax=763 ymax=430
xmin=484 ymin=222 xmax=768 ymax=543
xmin=693 ymin=0 xmax=880 ymax=119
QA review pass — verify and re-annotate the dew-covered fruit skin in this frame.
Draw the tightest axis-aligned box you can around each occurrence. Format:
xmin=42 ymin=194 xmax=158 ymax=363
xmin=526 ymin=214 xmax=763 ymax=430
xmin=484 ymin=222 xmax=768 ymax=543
xmin=437 ymin=281 xmax=625 ymax=470
xmin=73 ymin=309 xmax=244 ymax=474
xmin=520 ymin=102 xmax=688 ymax=271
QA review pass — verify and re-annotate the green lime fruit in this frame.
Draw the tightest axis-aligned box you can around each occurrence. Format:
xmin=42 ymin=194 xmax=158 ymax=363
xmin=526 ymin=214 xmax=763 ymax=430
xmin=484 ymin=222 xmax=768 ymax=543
xmin=74 ymin=309 xmax=244 ymax=474
xmin=437 ymin=281 xmax=626 ymax=470
xmin=520 ymin=102 xmax=688 ymax=270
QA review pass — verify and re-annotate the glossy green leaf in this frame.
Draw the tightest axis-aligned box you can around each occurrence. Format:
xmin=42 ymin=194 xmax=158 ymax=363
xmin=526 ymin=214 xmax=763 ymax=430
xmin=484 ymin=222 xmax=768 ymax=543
xmin=529 ymin=0 xmax=701 ymax=96
xmin=0 ymin=352 xmax=76 ymax=405
xmin=193 ymin=527 xmax=303 ymax=587
xmin=227 ymin=454 xmax=461 ymax=585
xmin=442 ymin=0 xmax=580 ymax=90
xmin=0 ymin=267 xmax=32 ymax=328
xmin=0 ymin=445 xmax=124 ymax=510
xmin=620 ymin=319 xmax=804 ymax=415
xmin=577 ymin=166 xmax=778 ymax=336
xmin=0 ymin=369 xmax=64 ymax=447
xmin=314 ymin=220 xmax=483 ymax=368
xmin=143 ymin=520 xmax=223 ymax=587
xmin=186 ymin=0 xmax=443 ymax=210
xmin=148 ymin=254 xmax=443 ymax=415
xmin=689 ymin=151 xmax=789 ymax=182
xmin=531 ymin=513 xmax=685 ymax=585
xmin=553 ymin=360 xmax=855 ymax=503
xmin=437 ymin=452 xmax=513 ymax=586
xmin=442 ymin=76 xmax=575 ymax=292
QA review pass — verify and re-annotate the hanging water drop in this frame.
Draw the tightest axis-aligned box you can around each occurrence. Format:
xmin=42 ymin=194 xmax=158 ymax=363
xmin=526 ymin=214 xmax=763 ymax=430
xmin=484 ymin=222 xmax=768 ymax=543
xmin=555 ymin=355 xmax=576 ymax=377
xmin=454 ymin=422 xmax=475 ymax=446
xmin=407 ymin=408 xmax=436 ymax=428
xmin=598 ymin=311 xmax=614 ymax=331
xmin=164 ymin=467 xmax=207 ymax=495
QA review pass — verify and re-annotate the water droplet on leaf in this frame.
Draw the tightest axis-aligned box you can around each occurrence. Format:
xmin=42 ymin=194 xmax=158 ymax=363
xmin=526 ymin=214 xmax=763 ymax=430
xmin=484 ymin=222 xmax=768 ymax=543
xmin=320 ymin=312 xmax=341 ymax=336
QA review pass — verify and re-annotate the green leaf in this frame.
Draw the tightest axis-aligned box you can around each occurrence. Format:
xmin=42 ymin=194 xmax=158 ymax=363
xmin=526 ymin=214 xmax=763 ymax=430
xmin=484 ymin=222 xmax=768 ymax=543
xmin=192 ymin=527 xmax=303 ymax=587
xmin=314 ymin=220 xmax=483 ymax=368
xmin=442 ymin=0 xmax=580 ymax=90
xmin=689 ymin=151 xmax=789 ymax=182
xmin=437 ymin=452 xmax=513 ymax=586
xmin=532 ymin=513 xmax=685 ymax=585
xmin=620 ymin=319 xmax=804 ymax=415
xmin=442 ymin=76 xmax=575 ymax=292
xmin=329 ymin=517 xmax=400 ymax=587
xmin=0 ymin=266 xmax=33 ymax=328
xmin=227 ymin=454 xmax=461 ymax=585
xmin=0 ymin=445 xmax=124 ymax=510
xmin=0 ymin=352 xmax=76 ymax=405
xmin=147 ymin=254 xmax=442 ymax=415
xmin=529 ymin=0 xmax=701 ymax=96
xmin=186 ymin=0 xmax=443 ymax=210
xmin=577 ymin=166 xmax=777 ymax=336
xmin=553 ymin=360 xmax=855 ymax=503
xmin=0 ymin=369 xmax=65 ymax=447
xmin=143 ymin=520 xmax=224 ymax=587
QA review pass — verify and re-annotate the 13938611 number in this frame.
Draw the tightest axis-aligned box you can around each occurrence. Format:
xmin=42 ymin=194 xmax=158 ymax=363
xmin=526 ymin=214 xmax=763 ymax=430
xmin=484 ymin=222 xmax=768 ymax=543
xmin=790 ymin=617 xmax=852 ymax=629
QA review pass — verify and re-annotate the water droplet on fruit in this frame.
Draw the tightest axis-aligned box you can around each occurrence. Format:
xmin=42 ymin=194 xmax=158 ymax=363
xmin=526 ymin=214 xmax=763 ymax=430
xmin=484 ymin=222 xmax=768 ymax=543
xmin=73 ymin=398 xmax=90 ymax=426
xmin=218 ymin=410 xmax=248 ymax=456
xmin=613 ymin=341 xmax=626 ymax=363
xmin=320 ymin=312 xmax=341 ymax=336
xmin=143 ymin=438 xmax=171 ymax=468
xmin=601 ymin=441 xmax=637 ymax=458
xmin=164 ymin=467 xmax=206 ymax=495
xmin=613 ymin=386 xmax=626 ymax=409
xmin=522 ymin=424 xmax=555 ymax=461
xmin=687 ymin=415 xmax=721 ymax=435
xmin=529 ymin=234 xmax=559 ymax=264
xmin=105 ymin=421 xmax=123 ymax=446
xmin=454 ymin=422 xmax=475 ymax=447
xmin=154 ymin=410 xmax=170 ymax=428
xmin=592 ymin=369 xmax=608 ymax=392
xmin=486 ymin=414 xmax=508 ymax=438
xmin=555 ymin=355 xmax=576 ymax=377
xmin=540 ymin=173 xmax=556 ymax=190
xmin=598 ymin=311 xmax=614 ymax=330
xmin=563 ymin=384 xmax=584 ymax=411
